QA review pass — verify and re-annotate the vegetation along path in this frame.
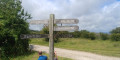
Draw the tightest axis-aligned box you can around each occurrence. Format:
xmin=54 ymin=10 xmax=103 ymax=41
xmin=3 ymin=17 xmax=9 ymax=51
xmin=30 ymin=44 xmax=120 ymax=60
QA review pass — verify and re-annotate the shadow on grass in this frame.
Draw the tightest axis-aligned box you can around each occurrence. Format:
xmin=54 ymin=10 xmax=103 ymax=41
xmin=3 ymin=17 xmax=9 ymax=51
xmin=1 ymin=51 xmax=36 ymax=60
xmin=1 ymin=45 xmax=36 ymax=60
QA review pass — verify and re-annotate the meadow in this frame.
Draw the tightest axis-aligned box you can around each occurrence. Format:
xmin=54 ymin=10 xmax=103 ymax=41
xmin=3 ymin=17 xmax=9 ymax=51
xmin=30 ymin=38 xmax=120 ymax=57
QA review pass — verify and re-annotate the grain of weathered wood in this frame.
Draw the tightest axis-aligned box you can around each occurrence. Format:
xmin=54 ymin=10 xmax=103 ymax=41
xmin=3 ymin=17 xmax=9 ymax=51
xmin=29 ymin=19 xmax=79 ymax=24
xmin=30 ymin=20 xmax=48 ymax=24
xmin=54 ymin=26 xmax=79 ymax=31
xmin=20 ymin=34 xmax=48 ymax=39
xmin=55 ymin=19 xmax=79 ymax=24
xmin=49 ymin=14 xmax=54 ymax=60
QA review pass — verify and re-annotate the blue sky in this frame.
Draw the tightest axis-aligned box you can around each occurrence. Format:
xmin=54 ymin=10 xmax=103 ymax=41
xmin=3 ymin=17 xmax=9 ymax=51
xmin=22 ymin=0 xmax=120 ymax=33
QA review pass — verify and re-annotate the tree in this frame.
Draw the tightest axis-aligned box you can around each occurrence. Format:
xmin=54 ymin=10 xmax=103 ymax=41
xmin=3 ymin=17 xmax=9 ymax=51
xmin=100 ymin=33 xmax=109 ymax=40
xmin=41 ymin=25 xmax=61 ymax=43
xmin=110 ymin=27 xmax=120 ymax=34
xmin=41 ymin=26 xmax=49 ymax=42
xmin=80 ymin=30 xmax=90 ymax=38
xmin=0 ymin=0 xmax=31 ymax=58
xmin=73 ymin=31 xmax=81 ymax=38
xmin=111 ymin=33 xmax=120 ymax=41
xmin=110 ymin=27 xmax=120 ymax=41
xmin=89 ymin=32 xmax=96 ymax=40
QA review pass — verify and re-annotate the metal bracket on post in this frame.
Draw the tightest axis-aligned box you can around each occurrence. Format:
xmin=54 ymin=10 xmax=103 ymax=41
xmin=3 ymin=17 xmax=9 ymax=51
xmin=49 ymin=14 xmax=54 ymax=60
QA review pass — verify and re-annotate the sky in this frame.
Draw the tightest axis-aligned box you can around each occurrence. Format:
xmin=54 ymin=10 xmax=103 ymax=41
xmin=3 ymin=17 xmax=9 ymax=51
xmin=21 ymin=0 xmax=120 ymax=33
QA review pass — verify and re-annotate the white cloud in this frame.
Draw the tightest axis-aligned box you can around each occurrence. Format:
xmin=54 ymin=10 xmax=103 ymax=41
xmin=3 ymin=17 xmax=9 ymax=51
xmin=21 ymin=0 xmax=120 ymax=33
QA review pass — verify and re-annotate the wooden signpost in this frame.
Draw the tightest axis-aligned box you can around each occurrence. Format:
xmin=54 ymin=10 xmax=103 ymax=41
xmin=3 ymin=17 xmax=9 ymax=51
xmin=20 ymin=34 xmax=49 ymax=39
xmin=30 ymin=19 xmax=79 ymax=24
xmin=20 ymin=14 xmax=79 ymax=60
xmin=30 ymin=20 xmax=48 ymax=24
xmin=54 ymin=19 xmax=79 ymax=24
xmin=54 ymin=26 xmax=79 ymax=31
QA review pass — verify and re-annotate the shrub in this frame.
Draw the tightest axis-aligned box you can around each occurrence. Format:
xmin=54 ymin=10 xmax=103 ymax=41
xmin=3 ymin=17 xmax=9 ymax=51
xmin=111 ymin=33 xmax=120 ymax=41
xmin=100 ymin=33 xmax=109 ymax=40
xmin=73 ymin=31 xmax=81 ymax=38
xmin=0 ymin=0 xmax=31 ymax=58
xmin=0 ymin=29 xmax=15 ymax=58
xmin=110 ymin=27 xmax=120 ymax=34
xmin=41 ymin=26 xmax=60 ymax=43
xmin=80 ymin=30 xmax=89 ymax=38
xmin=89 ymin=32 xmax=96 ymax=40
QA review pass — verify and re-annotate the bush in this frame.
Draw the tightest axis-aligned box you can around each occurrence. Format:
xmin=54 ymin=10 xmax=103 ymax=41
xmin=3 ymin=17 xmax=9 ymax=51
xmin=41 ymin=26 xmax=60 ymax=43
xmin=111 ymin=33 xmax=120 ymax=41
xmin=54 ymin=37 xmax=60 ymax=43
xmin=80 ymin=30 xmax=89 ymax=38
xmin=110 ymin=27 xmax=120 ymax=34
xmin=41 ymin=27 xmax=49 ymax=42
xmin=0 ymin=0 xmax=31 ymax=58
xmin=89 ymin=32 xmax=96 ymax=40
xmin=73 ymin=31 xmax=81 ymax=38
xmin=100 ymin=33 xmax=109 ymax=40
xmin=0 ymin=29 xmax=15 ymax=59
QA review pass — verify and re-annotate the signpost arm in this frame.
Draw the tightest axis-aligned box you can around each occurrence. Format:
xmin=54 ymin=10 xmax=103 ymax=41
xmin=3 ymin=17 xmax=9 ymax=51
xmin=49 ymin=14 xmax=54 ymax=60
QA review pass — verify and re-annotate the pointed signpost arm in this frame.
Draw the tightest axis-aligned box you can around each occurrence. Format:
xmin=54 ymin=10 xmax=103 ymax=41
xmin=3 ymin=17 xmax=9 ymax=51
xmin=49 ymin=14 xmax=54 ymax=60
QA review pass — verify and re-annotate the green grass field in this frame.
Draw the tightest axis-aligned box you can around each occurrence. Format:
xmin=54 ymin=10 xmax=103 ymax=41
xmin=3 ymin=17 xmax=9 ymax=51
xmin=9 ymin=51 xmax=72 ymax=60
xmin=30 ymin=38 xmax=120 ymax=57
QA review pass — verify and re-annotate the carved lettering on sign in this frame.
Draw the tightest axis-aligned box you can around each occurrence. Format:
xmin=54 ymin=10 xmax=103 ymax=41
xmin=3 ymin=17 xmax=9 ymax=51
xmin=29 ymin=19 xmax=79 ymax=24
xmin=54 ymin=26 xmax=79 ymax=31
xmin=20 ymin=34 xmax=49 ymax=39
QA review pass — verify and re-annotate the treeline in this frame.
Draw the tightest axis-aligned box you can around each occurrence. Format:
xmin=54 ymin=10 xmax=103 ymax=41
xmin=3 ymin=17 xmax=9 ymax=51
xmin=30 ymin=27 xmax=120 ymax=41
xmin=72 ymin=30 xmax=96 ymax=40
xmin=71 ymin=30 xmax=109 ymax=40
xmin=110 ymin=27 xmax=120 ymax=41
xmin=72 ymin=27 xmax=120 ymax=41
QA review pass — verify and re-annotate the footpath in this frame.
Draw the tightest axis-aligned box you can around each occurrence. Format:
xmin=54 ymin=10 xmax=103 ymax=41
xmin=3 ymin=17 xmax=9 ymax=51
xmin=30 ymin=44 xmax=120 ymax=60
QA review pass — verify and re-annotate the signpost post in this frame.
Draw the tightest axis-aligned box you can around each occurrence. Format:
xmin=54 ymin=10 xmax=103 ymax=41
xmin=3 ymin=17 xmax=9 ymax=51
xmin=49 ymin=14 xmax=54 ymax=60
xmin=20 ymin=14 xmax=79 ymax=60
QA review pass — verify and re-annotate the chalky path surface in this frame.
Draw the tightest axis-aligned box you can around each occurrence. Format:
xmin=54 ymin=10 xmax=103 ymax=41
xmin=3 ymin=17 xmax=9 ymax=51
xmin=30 ymin=44 xmax=120 ymax=60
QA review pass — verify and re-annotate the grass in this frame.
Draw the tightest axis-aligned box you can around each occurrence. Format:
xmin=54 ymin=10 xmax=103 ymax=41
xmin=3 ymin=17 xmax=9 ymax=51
xmin=30 ymin=38 xmax=120 ymax=57
xmin=9 ymin=51 xmax=72 ymax=60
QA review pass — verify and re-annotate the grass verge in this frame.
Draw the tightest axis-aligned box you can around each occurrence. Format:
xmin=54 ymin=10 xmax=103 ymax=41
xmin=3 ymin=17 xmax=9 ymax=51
xmin=30 ymin=38 xmax=120 ymax=57
xmin=9 ymin=51 xmax=72 ymax=60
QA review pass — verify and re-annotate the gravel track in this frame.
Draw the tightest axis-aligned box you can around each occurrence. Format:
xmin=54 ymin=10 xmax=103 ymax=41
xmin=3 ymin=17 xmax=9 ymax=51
xmin=30 ymin=44 xmax=120 ymax=60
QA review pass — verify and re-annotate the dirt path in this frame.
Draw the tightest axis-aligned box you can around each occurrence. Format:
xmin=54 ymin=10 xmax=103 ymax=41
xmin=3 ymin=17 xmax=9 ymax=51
xmin=30 ymin=44 xmax=120 ymax=60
